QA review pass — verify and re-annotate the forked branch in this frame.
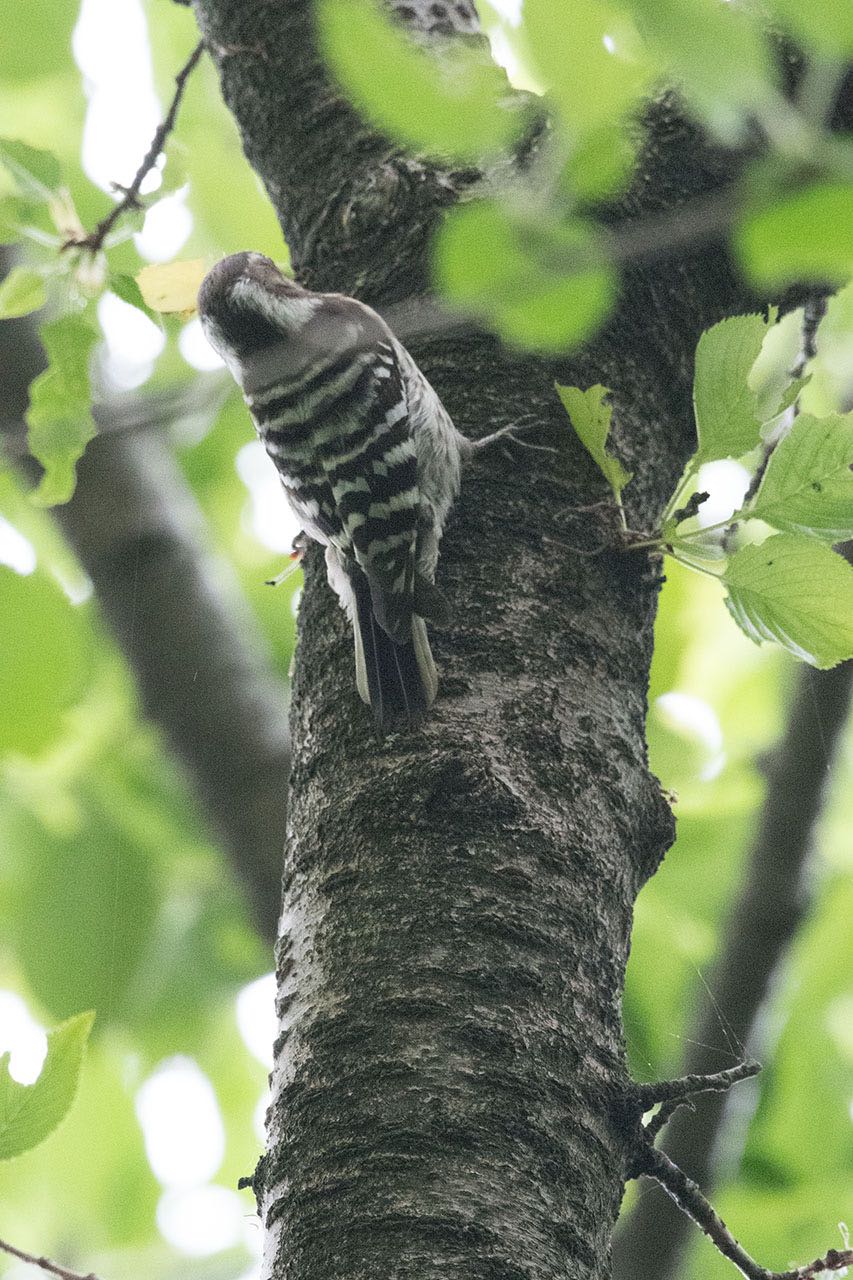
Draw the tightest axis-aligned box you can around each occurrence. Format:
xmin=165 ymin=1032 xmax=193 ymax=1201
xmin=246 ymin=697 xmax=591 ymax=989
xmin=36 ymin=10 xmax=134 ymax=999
xmin=627 ymin=1065 xmax=853 ymax=1280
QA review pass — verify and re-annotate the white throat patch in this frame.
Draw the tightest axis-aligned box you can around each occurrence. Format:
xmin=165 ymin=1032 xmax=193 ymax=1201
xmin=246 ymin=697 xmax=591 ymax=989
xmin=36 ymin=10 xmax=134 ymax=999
xmin=231 ymin=278 xmax=321 ymax=332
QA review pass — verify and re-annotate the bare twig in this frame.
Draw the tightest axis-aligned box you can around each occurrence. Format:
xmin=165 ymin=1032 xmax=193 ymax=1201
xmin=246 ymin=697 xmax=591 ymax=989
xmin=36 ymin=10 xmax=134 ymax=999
xmin=639 ymin=1148 xmax=853 ymax=1280
xmin=63 ymin=40 xmax=204 ymax=255
xmin=0 ymin=1237 xmax=102 ymax=1280
xmin=635 ymin=1061 xmax=761 ymax=1109
xmin=643 ymin=1095 xmax=692 ymax=1144
xmin=627 ymin=1063 xmax=853 ymax=1280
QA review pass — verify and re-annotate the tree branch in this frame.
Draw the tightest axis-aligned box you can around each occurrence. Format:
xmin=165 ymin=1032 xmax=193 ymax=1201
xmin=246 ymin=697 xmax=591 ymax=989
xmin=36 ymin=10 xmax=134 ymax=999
xmin=638 ymin=1146 xmax=852 ymax=1280
xmin=634 ymin=1061 xmax=762 ymax=1110
xmin=0 ymin=1238 xmax=101 ymax=1280
xmin=64 ymin=40 xmax=204 ymax=255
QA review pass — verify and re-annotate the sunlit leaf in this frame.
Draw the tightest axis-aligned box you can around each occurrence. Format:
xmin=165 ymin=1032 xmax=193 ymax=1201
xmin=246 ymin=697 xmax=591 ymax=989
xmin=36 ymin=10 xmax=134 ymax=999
xmin=765 ymin=0 xmax=853 ymax=56
xmin=736 ymin=184 xmax=853 ymax=288
xmin=136 ymin=258 xmax=206 ymax=314
xmin=435 ymin=199 xmax=615 ymax=351
xmin=26 ymin=313 xmax=98 ymax=507
xmin=525 ymin=0 xmax=650 ymax=132
xmin=564 ymin=121 xmax=636 ymax=199
xmin=723 ymin=535 xmax=853 ymax=668
xmin=0 ymin=566 xmax=89 ymax=757
xmin=0 ymin=0 xmax=79 ymax=83
xmin=11 ymin=783 xmax=159 ymax=1023
xmin=628 ymin=0 xmax=773 ymax=134
xmin=748 ymin=307 xmax=806 ymax=423
xmin=555 ymin=382 xmax=632 ymax=505
xmin=0 ymin=265 xmax=46 ymax=318
xmin=0 ymin=1011 xmax=94 ymax=1160
xmin=749 ymin=413 xmax=853 ymax=541
xmin=318 ymin=0 xmax=521 ymax=161
xmin=693 ymin=313 xmax=774 ymax=461
xmin=801 ymin=279 xmax=853 ymax=418
xmin=110 ymin=272 xmax=161 ymax=326
xmin=0 ymin=138 xmax=61 ymax=200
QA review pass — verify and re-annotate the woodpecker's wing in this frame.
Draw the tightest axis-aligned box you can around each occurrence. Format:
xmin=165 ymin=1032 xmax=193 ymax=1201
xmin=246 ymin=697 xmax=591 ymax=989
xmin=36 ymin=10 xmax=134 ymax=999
xmin=320 ymin=339 xmax=419 ymax=644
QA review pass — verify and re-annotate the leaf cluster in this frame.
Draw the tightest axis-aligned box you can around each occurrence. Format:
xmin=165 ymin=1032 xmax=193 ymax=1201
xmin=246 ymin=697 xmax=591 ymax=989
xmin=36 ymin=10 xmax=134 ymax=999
xmin=320 ymin=0 xmax=853 ymax=354
xmin=559 ymin=304 xmax=853 ymax=669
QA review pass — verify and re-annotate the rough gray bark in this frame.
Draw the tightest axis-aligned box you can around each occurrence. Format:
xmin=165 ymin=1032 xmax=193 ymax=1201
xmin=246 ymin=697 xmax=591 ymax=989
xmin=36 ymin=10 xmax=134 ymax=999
xmin=0 ymin=270 xmax=290 ymax=942
xmin=185 ymin=2 xmax=781 ymax=1276
xmin=614 ymin=657 xmax=853 ymax=1280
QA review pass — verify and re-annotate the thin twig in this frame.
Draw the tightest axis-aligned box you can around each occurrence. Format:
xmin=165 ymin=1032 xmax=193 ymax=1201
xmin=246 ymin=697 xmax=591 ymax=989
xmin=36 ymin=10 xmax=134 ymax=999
xmin=643 ymin=1095 xmax=692 ymax=1143
xmin=63 ymin=40 xmax=204 ymax=255
xmin=635 ymin=1060 xmax=761 ymax=1108
xmin=0 ymin=1237 xmax=102 ymax=1280
xmin=639 ymin=1147 xmax=853 ymax=1280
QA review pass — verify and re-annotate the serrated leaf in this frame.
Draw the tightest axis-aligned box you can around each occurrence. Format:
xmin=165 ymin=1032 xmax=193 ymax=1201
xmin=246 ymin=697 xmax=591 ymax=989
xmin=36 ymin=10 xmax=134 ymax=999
xmin=693 ymin=313 xmax=773 ymax=461
xmin=435 ymin=200 xmax=615 ymax=352
xmin=26 ymin=314 xmax=98 ymax=507
xmin=0 ymin=1011 xmax=94 ymax=1160
xmin=735 ymin=183 xmax=853 ymax=289
xmin=318 ymin=0 xmax=520 ymax=162
xmin=555 ymin=383 xmax=632 ymax=502
xmin=749 ymin=413 xmax=853 ymax=540
xmin=723 ymin=535 xmax=853 ymax=668
xmin=0 ymin=139 xmax=61 ymax=201
xmin=136 ymin=258 xmax=206 ymax=314
xmin=0 ymin=266 xmax=46 ymax=318
xmin=109 ymin=273 xmax=160 ymax=326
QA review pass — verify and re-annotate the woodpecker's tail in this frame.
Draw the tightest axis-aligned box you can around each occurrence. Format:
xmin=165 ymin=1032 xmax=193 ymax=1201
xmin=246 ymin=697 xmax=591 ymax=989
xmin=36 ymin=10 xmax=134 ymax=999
xmin=350 ymin=569 xmax=437 ymax=730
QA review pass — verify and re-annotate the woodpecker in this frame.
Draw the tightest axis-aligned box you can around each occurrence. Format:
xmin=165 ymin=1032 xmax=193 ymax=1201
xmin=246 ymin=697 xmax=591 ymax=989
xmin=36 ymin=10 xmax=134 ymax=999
xmin=198 ymin=251 xmax=470 ymax=731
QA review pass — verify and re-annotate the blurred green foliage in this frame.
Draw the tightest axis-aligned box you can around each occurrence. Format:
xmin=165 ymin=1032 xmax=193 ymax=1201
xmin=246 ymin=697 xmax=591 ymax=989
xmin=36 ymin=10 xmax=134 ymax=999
xmin=0 ymin=1 xmax=851 ymax=1278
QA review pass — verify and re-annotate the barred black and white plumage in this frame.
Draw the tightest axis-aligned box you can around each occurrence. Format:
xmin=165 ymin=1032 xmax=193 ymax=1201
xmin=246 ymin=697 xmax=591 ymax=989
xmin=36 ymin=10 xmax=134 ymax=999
xmin=198 ymin=252 xmax=464 ymax=730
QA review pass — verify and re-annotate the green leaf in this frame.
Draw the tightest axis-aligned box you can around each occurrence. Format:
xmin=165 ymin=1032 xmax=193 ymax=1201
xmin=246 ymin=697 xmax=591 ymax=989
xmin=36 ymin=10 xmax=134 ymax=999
xmin=765 ymin=0 xmax=853 ymax=56
xmin=318 ymin=0 xmax=520 ymax=161
xmin=748 ymin=307 xmax=807 ymax=423
xmin=524 ymin=0 xmax=650 ymax=133
xmin=0 ymin=1011 xmax=94 ymax=1160
xmin=723 ymin=534 xmax=853 ymax=668
xmin=26 ymin=314 xmax=98 ymax=507
xmin=563 ymin=122 xmax=636 ymax=199
xmin=555 ymin=383 xmax=632 ymax=504
xmin=10 ymin=781 xmax=159 ymax=1023
xmin=0 ymin=566 xmax=89 ymax=757
xmin=749 ymin=413 xmax=853 ymax=541
xmin=435 ymin=199 xmax=615 ymax=352
xmin=0 ymin=139 xmax=61 ymax=201
xmin=628 ymin=0 xmax=773 ymax=135
xmin=693 ymin=313 xmax=773 ymax=461
xmin=109 ymin=273 xmax=161 ymax=327
xmin=735 ymin=184 xmax=853 ymax=289
xmin=0 ymin=265 xmax=46 ymax=318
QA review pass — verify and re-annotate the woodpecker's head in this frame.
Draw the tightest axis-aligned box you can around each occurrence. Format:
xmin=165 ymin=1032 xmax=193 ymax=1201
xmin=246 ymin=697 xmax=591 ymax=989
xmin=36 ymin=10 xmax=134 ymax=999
xmin=198 ymin=252 xmax=318 ymax=363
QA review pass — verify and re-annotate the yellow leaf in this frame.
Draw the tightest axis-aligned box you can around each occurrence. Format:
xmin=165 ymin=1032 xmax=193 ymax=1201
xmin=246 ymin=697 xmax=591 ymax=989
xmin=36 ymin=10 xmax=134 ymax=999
xmin=136 ymin=258 xmax=207 ymax=314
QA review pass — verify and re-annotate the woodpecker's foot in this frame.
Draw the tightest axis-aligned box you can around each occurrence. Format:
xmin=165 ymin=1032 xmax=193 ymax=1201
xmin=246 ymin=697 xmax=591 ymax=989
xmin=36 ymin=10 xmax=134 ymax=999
xmin=265 ymin=535 xmax=307 ymax=586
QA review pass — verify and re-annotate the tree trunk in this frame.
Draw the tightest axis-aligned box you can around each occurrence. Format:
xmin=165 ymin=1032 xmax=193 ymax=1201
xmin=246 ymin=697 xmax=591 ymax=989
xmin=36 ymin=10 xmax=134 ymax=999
xmin=187 ymin=2 xmax=768 ymax=1275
